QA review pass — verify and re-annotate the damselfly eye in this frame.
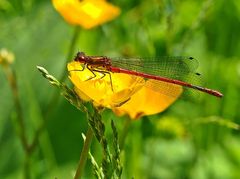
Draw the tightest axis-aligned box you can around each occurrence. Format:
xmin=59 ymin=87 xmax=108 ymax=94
xmin=74 ymin=52 xmax=86 ymax=61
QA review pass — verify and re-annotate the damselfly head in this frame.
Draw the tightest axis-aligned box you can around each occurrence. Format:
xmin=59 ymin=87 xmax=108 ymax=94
xmin=74 ymin=52 xmax=86 ymax=62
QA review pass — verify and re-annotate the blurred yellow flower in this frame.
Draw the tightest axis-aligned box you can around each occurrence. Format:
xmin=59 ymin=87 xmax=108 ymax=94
xmin=52 ymin=0 xmax=120 ymax=29
xmin=68 ymin=61 xmax=182 ymax=119
xmin=0 ymin=48 xmax=14 ymax=67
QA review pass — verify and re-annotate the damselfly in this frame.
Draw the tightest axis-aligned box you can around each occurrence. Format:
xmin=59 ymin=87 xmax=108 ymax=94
xmin=73 ymin=52 xmax=223 ymax=98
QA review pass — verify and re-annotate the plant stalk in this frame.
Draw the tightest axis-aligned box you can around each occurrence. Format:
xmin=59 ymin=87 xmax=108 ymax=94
xmin=74 ymin=127 xmax=94 ymax=179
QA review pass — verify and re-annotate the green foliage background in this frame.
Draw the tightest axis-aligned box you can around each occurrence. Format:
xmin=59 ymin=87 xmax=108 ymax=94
xmin=0 ymin=0 xmax=240 ymax=178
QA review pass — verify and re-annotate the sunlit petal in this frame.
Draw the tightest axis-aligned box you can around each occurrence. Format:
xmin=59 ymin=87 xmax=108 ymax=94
xmin=52 ymin=0 xmax=120 ymax=29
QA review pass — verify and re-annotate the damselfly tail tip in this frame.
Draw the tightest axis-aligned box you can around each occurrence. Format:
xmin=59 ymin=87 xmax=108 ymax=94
xmin=194 ymin=85 xmax=223 ymax=98
xmin=212 ymin=90 xmax=223 ymax=98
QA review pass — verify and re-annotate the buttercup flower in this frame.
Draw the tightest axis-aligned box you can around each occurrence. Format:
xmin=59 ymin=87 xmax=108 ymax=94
xmin=52 ymin=0 xmax=120 ymax=29
xmin=0 ymin=48 xmax=15 ymax=67
xmin=68 ymin=61 xmax=182 ymax=119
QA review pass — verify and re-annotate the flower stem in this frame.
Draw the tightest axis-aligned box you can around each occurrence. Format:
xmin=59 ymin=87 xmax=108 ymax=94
xmin=24 ymin=154 xmax=31 ymax=179
xmin=119 ymin=117 xmax=131 ymax=150
xmin=3 ymin=66 xmax=31 ymax=178
xmin=60 ymin=26 xmax=80 ymax=82
xmin=74 ymin=127 xmax=94 ymax=179
xmin=44 ymin=26 xmax=80 ymax=120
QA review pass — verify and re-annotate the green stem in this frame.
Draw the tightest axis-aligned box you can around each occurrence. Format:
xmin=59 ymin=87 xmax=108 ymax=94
xmin=3 ymin=66 xmax=31 ymax=179
xmin=74 ymin=127 xmax=94 ymax=179
xmin=165 ymin=5 xmax=174 ymax=55
xmin=44 ymin=26 xmax=80 ymax=120
xmin=5 ymin=67 xmax=27 ymax=147
xmin=119 ymin=117 xmax=132 ymax=150
xmin=60 ymin=26 xmax=80 ymax=82
xmin=24 ymin=154 xmax=31 ymax=179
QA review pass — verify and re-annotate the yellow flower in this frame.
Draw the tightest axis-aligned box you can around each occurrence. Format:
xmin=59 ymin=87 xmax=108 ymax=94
xmin=52 ymin=0 xmax=120 ymax=29
xmin=0 ymin=48 xmax=15 ymax=67
xmin=68 ymin=61 xmax=183 ymax=119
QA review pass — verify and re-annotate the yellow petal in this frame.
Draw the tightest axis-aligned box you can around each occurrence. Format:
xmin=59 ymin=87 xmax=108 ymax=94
xmin=68 ymin=61 xmax=144 ymax=108
xmin=112 ymin=82 xmax=183 ymax=119
xmin=52 ymin=0 xmax=120 ymax=29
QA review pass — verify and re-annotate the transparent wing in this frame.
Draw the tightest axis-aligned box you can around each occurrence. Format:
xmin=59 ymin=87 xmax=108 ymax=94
xmin=111 ymin=56 xmax=201 ymax=85
xmin=144 ymin=79 xmax=202 ymax=100
xmin=111 ymin=56 xmax=204 ymax=100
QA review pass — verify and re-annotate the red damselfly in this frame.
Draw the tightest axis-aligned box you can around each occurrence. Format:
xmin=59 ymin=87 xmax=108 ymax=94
xmin=73 ymin=52 xmax=223 ymax=98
